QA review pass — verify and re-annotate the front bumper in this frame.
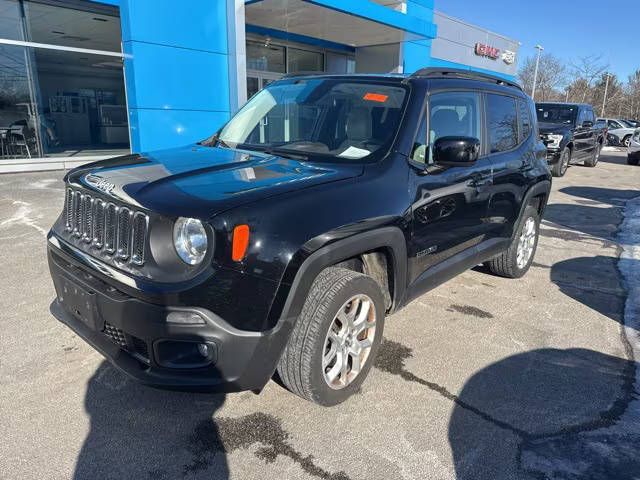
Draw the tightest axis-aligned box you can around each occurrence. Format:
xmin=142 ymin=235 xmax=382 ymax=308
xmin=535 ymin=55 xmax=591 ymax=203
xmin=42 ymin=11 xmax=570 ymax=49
xmin=545 ymin=149 xmax=561 ymax=165
xmin=48 ymin=242 xmax=290 ymax=392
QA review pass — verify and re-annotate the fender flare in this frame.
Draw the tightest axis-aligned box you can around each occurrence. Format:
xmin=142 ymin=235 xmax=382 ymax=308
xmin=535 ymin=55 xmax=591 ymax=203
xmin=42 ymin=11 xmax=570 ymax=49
xmin=513 ymin=180 xmax=551 ymax=237
xmin=271 ymin=226 xmax=408 ymax=326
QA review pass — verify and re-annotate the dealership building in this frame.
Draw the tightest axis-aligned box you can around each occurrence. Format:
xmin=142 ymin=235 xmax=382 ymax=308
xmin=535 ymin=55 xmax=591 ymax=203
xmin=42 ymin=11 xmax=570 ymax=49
xmin=0 ymin=0 xmax=519 ymax=172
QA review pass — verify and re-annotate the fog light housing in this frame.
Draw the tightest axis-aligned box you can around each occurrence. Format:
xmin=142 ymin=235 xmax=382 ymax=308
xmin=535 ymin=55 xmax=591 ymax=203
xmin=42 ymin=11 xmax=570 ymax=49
xmin=155 ymin=340 xmax=217 ymax=368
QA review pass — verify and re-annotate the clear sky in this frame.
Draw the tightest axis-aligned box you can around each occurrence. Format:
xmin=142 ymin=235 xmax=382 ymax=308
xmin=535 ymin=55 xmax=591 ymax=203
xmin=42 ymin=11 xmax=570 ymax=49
xmin=435 ymin=0 xmax=640 ymax=82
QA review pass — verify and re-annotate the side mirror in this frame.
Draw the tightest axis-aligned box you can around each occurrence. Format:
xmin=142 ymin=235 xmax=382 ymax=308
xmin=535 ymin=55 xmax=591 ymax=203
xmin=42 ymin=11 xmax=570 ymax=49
xmin=582 ymin=120 xmax=594 ymax=128
xmin=433 ymin=136 xmax=480 ymax=166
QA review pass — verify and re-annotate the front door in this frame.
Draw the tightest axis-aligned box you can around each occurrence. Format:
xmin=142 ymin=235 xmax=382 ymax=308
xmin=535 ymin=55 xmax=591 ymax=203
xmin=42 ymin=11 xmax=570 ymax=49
xmin=408 ymin=90 xmax=494 ymax=286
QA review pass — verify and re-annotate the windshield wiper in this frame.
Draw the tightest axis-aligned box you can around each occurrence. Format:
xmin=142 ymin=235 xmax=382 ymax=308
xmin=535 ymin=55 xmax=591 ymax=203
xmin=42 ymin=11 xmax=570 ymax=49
xmin=261 ymin=149 xmax=308 ymax=161
xmin=199 ymin=133 xmax=231 ymax=148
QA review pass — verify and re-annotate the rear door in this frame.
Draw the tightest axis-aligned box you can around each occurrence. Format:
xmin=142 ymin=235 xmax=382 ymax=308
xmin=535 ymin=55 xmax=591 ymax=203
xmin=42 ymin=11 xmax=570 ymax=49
xmin=485 ymin=93 xmax=533 ymax=240
xmin=574 ymin=106 xmax=595 ymax=159
xmin=407 ymin=90 xmax=494 ymax=285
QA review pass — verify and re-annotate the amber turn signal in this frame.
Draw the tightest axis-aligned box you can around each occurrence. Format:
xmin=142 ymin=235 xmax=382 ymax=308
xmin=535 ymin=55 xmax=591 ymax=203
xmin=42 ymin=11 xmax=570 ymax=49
xmin=232 ymin=225 xmax=250 ymax=261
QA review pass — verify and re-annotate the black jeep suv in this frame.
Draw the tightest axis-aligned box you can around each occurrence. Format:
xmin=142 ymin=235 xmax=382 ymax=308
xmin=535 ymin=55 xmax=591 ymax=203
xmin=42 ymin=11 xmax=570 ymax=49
xmin=47 ymin=68 xmax=551 ymax=406
xmin=536 ymin=102 xmax=604 ymax=177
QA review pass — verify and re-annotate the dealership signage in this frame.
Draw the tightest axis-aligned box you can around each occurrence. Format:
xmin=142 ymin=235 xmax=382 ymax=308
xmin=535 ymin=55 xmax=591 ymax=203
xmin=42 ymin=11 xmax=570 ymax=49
xmin=474 ymin=43 xmax=516 ymax=65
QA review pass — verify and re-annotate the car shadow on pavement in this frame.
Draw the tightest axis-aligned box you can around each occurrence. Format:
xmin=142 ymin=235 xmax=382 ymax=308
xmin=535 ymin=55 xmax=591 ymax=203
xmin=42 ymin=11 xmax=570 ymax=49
xmin=542 ymin=203 xmax=623 ymax=241
xmin=448 ymin=348 xmax=639 ymax=480
xmin=559 ymin=186 xmax=639 ymax=205
xmin=596 ymin=152 xmax=629 ymax=165
xmin=74 ymin=361 xmax=229 ymax=480
xmin=549 ymin=256 xmax=632 ymax=329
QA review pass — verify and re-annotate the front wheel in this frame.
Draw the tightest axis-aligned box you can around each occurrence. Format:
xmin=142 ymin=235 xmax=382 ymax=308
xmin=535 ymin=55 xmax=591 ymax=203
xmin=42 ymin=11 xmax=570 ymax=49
xmin=277 ymin=267 xmax=385 ymax=406
xmin=623 ymin=135 xmax=632 ymax=148
xmin=551 ymin=147 xmax=570 ymax=177
xmin=628 ymin=156 xmax=639 ymax=166
xmin=584 ymin=143 xmax=601 ymax=167
xmin=486 ymin=205 xmax=540 ymax=278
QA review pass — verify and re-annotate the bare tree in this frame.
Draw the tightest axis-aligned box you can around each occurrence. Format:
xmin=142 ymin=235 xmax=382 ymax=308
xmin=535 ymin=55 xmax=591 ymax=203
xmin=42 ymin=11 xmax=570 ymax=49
xmin=591 ymin=73 xmax=624 ymax=117
xmin=628 ymin=70 xmax=640 ymax=119
xmin=518 ymin=53 xmax=567 ymax=101
xmin=569 ymin=54 xmax=609 ymax=102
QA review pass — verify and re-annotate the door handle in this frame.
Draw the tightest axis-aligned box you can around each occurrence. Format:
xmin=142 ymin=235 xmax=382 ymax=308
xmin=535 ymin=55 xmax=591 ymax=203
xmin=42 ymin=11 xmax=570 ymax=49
xmin=470 ymin=174 xmax=492 ymax=188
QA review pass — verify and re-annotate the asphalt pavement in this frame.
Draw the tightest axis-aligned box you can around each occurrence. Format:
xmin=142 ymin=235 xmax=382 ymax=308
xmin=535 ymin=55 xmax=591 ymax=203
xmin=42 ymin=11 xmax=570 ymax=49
xmin=1 ymin=150 xmax=639 ymax=480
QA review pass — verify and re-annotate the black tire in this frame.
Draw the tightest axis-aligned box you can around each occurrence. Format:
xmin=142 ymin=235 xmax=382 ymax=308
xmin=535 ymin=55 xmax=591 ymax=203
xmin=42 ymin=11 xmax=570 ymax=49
xmin=623 ymin=135 xmax=632 ymax=148
xmin=277 ymin=267 xmax=385 ymax=406
xmin=584 ymin=142 xmax=601 ymax=167
xmin=551 ymin=147 xmax=570 ymax=177
xmin=628 ymin=156 xmax=639 ymax=166
xmin=486 ymin=205 xmax=540 ymax=279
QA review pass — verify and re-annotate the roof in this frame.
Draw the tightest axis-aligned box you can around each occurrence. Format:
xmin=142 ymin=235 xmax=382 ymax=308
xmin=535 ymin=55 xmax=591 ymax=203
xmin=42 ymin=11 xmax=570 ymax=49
xmin=282 ymin=68 xmax=523 ymax=92
xmin=536 ymin=102 xmax=592 ymax=107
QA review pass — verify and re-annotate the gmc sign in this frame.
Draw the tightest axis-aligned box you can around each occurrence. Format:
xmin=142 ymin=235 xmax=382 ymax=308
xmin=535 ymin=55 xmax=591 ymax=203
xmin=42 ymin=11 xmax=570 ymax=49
xmin=475 ymin=43 xmax=500 ymax=60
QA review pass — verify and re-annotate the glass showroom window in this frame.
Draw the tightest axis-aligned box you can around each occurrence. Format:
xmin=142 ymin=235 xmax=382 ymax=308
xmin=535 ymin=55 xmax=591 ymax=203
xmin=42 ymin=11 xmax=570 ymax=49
xmin=0 ymin=0 xmax=128 ymax=161
xmin=0 ymin=0 xmax=41 ymax=158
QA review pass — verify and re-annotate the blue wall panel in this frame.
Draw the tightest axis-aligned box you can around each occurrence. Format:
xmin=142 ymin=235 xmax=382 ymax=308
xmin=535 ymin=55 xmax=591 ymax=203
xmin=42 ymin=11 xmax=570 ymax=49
xmin=128 ymin=109 xmax=228 ymax=153
xmin=123 ymin=41 xmax=230 ymax=112
xmin=119 ymin=0 xmax=231 ymax=153
xmin=402 ymin=0 xmax=435 ymax=74
xmin=120 ymin=0 xmax=228 ymax=54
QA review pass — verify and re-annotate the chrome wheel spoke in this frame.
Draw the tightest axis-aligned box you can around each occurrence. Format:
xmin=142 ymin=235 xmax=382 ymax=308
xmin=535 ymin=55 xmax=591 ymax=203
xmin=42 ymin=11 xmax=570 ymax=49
xmin=349 ymin=351 xmax=362 ymax=375
xmin=326 ymin=355 xmax=342 ymax=383
xmin=323 ymin=341 xmax=338 ymax=368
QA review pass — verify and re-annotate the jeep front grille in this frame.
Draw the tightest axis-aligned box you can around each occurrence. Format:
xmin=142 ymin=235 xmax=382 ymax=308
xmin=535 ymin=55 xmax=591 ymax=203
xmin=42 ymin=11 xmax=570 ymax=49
xmin=63 ymin=188 xmax=149 ymax=265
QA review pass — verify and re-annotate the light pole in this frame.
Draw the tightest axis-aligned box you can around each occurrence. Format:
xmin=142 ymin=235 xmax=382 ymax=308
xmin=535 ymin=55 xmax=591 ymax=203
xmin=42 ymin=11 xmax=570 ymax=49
xmin=531 ymin=45 xmax=544 ymax=100
xmin=601 ymin=72 xmax=611 ymax=117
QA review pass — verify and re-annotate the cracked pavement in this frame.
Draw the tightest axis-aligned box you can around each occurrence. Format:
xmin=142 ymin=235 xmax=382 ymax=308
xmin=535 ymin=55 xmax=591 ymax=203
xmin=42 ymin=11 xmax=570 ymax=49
xmin=0 ymin=150 xmax=639 ymax=479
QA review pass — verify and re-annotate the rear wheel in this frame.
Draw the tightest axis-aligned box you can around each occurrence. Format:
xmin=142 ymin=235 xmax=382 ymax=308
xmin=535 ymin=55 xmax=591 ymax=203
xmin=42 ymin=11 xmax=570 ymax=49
xmin=277 ymin=267 xmax=385 ymax=406
xmin=551 ymin=147 xmax=570 ymax=177
xmin=486 ymin=205 xmax=540 ymax=279
xmin=584 ymin=142 xmax=601 ymax=167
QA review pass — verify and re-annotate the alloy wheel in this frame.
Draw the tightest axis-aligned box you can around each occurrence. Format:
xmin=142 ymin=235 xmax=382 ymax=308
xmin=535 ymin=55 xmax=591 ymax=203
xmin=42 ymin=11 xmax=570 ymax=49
xmin=560 ymin=151 xmax=569 ymax=175
xmin=322 ymin=294 xmax=376 ymax=389
xmin=516 ymin=217 xmax=536 ymax=269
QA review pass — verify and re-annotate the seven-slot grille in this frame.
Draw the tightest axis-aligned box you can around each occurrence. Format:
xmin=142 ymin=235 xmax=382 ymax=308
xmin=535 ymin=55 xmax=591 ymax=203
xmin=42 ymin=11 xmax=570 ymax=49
xmin=64 ymin=188 xmax=148 ymax=265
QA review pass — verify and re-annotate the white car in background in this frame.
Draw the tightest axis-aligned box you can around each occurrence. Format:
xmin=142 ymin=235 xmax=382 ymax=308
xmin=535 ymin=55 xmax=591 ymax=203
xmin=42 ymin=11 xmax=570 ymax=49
xmin=628 ymin=128 xmax=640 ymax=165
xmin=598 ymin=117 xmax=636 ymax=147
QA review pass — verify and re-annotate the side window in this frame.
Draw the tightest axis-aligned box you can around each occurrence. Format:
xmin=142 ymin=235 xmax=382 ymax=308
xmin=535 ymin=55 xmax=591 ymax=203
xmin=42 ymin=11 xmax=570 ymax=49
xmin=517 ymin=99 xmax=531 ymax=142
xmin=585 ymin=109 xmax=595 ymax=124
xmin=428 ymin=91 xmax=481 ymax=163
xmin=487 ymin=94 xmax=518 ymax=153
xmin=577 ymin=109 xmax=586 ymax=125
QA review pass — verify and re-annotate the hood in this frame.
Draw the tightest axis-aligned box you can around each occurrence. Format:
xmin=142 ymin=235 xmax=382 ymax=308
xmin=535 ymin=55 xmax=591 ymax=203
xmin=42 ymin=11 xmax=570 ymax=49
xmin=66 ymin=144 xmax=364 ymax=219
xmin=538 ymin=122 xmax=573 ymax=135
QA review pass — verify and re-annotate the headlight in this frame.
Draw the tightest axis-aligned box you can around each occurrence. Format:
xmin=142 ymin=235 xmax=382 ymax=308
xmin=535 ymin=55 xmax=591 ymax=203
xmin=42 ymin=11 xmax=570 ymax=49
xmin=173 ymin=217 xmax=208 ymax=265
xmin=547 ymin=134 xmax=563 ymax=148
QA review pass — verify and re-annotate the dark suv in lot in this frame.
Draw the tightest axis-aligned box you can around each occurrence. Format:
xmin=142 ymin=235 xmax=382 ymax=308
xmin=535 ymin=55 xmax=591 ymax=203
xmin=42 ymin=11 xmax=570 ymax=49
xmin=47 ymin=68 xmax=551 ymax=406
xmin=536 ymin=103 xmax=604 ymax=177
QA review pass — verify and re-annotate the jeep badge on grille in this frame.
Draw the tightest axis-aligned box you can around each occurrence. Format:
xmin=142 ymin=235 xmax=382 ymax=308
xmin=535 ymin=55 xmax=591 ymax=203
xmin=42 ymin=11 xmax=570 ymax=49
xmin=85 ymin=174 xmax=115 ymax=195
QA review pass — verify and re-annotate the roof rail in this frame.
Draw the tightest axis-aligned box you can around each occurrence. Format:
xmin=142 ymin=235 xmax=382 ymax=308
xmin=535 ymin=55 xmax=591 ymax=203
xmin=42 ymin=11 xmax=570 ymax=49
xmin=404 ymin=67 xmax=523 ymax=91
xmin=280 ymin=71 xmax=327 ymax=79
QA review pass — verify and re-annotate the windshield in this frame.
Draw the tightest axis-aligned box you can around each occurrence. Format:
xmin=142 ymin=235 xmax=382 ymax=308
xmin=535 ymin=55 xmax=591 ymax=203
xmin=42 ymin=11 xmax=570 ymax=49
xmin=536 ymin=104 xmax=577 ymax=125
xmin=215 ymin=78 xmax=408 ymax=162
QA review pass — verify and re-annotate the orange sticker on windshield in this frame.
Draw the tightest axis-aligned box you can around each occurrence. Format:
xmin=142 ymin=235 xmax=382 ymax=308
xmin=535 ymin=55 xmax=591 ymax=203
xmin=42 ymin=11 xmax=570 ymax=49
xmin=363 ymin=93 xmax=388 ymax=103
